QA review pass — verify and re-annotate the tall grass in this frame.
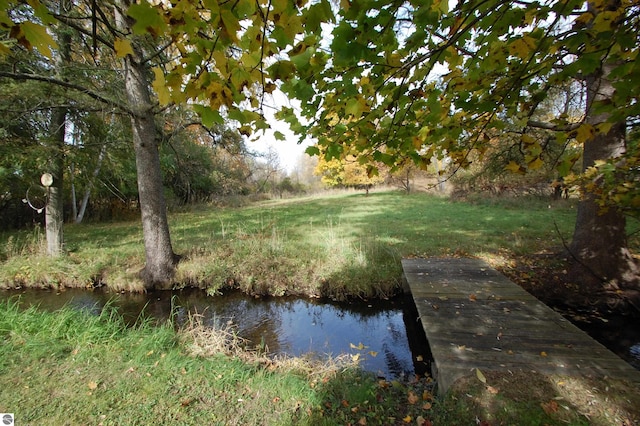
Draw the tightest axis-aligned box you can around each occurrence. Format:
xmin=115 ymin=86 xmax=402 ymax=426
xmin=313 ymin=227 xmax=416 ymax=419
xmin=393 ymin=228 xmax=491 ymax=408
xmin=0 ymin=299 xmax=438 ymax=425
xmin=2 ymin=299 xmax=633 ymax=425
xmin=0 ymin=191 xmax=591 ymax=298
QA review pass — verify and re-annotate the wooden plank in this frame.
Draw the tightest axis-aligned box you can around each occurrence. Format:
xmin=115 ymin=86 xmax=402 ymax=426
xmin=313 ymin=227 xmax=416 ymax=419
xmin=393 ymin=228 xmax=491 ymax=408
xmin=402 ymin=257 xmax=640 ymax=393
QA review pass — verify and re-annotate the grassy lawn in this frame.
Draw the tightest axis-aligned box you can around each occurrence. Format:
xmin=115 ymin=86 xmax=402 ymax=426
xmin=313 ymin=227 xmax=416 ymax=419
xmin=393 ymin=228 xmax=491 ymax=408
xmin=2 ymin=299 xmax=638 ymax=425
xmin=1 ymin=190 xmax=639 ymax=424
xmin=0 ymin=191 xmax=581 ymax=298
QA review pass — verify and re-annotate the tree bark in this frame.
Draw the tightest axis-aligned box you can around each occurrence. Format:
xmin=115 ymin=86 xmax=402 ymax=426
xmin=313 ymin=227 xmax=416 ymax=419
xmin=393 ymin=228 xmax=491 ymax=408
xmin=569 ymin=59 xmax=640 ymax=310
xmin=123 ymin=57 xmax=178 ymax=289
xmin=45 ymin=2 xmax=72 ymax=257
xmin=45 ymin=107 xmax=65 ymax=257
xmin=115 ymin=1 xmax=178 ymax=289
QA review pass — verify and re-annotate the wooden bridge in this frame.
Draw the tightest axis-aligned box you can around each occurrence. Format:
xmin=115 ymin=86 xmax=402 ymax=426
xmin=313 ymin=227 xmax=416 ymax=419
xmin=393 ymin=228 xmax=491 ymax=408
xmin=402 ymin=257 xmax=640 ymax=393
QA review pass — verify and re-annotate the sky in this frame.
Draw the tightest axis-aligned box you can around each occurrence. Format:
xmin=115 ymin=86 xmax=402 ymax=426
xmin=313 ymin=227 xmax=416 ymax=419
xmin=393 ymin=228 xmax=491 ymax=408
xmin=248 ymin=91 xmax=314 ymax=174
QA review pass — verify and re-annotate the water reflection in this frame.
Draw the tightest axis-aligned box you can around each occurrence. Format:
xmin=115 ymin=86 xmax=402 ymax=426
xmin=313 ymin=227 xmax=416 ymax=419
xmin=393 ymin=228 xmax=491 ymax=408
xmin=1 ymin=288 xmax=431 ymax=379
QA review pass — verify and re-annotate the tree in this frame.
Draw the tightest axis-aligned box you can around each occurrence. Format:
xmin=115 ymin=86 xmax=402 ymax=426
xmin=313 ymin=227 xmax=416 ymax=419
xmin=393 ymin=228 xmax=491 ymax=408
xmin=6 ymin=0 xmax=639 ymax=306
xmin=276 ymin=0 xmax=640 ymax=310
xmin=1 ymin=0 xmax=326 ymax=287
xmin=315 ymin=153 xmax=385 ymax=194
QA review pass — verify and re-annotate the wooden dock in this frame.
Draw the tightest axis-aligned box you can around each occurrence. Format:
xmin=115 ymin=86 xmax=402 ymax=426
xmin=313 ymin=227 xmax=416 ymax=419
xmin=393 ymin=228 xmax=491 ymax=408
xmin=402 ymin=257 xmax=640 ymax=393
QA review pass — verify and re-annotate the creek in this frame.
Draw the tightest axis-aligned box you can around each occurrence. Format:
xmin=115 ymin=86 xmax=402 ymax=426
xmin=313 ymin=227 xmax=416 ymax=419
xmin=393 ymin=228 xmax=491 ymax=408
xmin=0 ymin=288 xmax=432 ymax=380
xmin=2 ymin=289 xmax=638 ymax=377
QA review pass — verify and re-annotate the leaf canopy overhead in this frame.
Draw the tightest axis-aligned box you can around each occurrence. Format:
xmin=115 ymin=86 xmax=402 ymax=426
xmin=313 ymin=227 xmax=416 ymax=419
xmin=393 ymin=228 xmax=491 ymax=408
xmin=2 ymin=0 xmax=639 ymax=176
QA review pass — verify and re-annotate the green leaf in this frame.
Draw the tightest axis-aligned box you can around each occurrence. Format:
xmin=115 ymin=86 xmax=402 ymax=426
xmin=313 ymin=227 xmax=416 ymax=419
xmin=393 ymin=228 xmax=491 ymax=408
xmin=345 ymin=97 xmax=369 ymax=118
xmin=228 ymin=108 xmax=246 ymax=124
xmin=127 ymin=1 xmax=167 ymax=36
xmin=305 ymin=146 xmax=320 ymax=156
xmin=304 ymin=0 xmax=334 ymax=34
xmin=574 ymin=123 xmax=595 ymax=144
xmin=221 ymin=9 xmax=241 ymax=42
xmin=193 ymin=104 xmax=224 ymax=127
xmin=325 ymin=144 xmax=343 ymax=160
xmin=274 ymin=131 xmax=286 ymax=141
xmin=372 ymin=150 xmax=394 ymax=166
xmin=268 ymin=61 xmax=296 ymax=81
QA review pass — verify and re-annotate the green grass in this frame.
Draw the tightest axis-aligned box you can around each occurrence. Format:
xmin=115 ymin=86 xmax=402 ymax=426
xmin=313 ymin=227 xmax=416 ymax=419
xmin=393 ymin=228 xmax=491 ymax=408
xmin=1 ymin=299 xmax=635 ymax=425
xmin=0 ymin=299 xmax=436 ymax=425
xmin=0 ymin=191 xmax=585 ymax=299
xmin=1 ymin=192 xmax=639 ymax=425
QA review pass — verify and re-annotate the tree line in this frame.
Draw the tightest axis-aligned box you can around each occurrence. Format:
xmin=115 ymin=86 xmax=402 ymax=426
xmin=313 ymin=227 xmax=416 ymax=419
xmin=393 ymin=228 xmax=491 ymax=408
xmin=1 ymin=0 xmax=638 ymax=310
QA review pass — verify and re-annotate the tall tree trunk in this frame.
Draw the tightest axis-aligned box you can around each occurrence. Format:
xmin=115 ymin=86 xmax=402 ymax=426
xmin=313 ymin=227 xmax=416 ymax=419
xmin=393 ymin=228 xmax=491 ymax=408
xmin=115 ymin=1 xmax=178 ymax=289
xmin=569 ymin=59 xmax=640 ymax=310
xmin=45 ymin=108 xmax=65 ymax=257
xmin=45 ymin=3 xmax=72 ymax=257
xmin=124 ymin=58 xmax=178 ymax=289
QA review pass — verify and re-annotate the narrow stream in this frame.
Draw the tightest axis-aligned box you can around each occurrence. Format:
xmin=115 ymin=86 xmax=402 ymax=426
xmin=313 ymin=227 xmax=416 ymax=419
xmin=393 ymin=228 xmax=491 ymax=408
xmin=3 ymin=289 xmax=637 ymax=377
xmin=0 ymin=288 xmax=432 ymax=380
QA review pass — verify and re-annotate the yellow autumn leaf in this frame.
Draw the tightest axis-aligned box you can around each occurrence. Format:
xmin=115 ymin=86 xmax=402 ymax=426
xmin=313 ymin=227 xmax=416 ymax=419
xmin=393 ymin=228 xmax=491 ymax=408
xmin=575 ymin=124 xmax=594 ymax=144
xmin=527 ymin=156 xmax=544 ymax=170
xmin=508 ymin=35 xmax=536 ymax=59
xmin=402 ymin=415 xmax=412 ymax=423
xmin=88 ymin=381 xmax=98 ymax=390
xmin=152 ymin=68 xmax=172 ymax=106
xmin=504 ymin=161 xmax=525 ymax=175
xmin=596 ymin=122 xmax=614 ymax=135
xmin=368 ymin=351 xmax=378 ymax=357
xmin=114 ymin=38 xmax=134 ymax=58
xmin=476 ymin=368 xmax=487 ymax=384
xmin=18 ymin=21 xmax=58 ymax=58
xmin=0 ymin=42 xmax=11 ymax=56
xmin=521 ymin=134 xmax=536 ymax=146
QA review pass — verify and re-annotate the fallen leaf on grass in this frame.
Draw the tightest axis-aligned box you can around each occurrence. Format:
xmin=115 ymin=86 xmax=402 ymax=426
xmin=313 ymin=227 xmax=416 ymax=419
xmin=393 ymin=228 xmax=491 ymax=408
xmin=541 ymin=400 xmax=559 ymax=415
xmin=469 ymin=294 xmax=477 ymax=301
xmin=486 ymin=386 xmax=499 ymax=395
xmin=408 ymin=391 xmax=419 ymax=405
xmin=358 ymin=416 xmax=367 ymax=425
xmin=402 ymin=415 xmax=412 ymax=423
xmin=476 ymin=368 xmax=487 ymax=384
xmin=88 ymin=381 xmax=98 ymax=390
xmin=416 ymin=416 xmax=432 ymax=426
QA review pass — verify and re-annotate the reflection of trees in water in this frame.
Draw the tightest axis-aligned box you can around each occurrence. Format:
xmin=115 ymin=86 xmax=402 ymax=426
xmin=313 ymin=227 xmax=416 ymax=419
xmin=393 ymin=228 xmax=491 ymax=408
xmin=381 ymin=342 xmax=413 ymax=379
xmin=2 ymin=288 xmax=424 ymax=378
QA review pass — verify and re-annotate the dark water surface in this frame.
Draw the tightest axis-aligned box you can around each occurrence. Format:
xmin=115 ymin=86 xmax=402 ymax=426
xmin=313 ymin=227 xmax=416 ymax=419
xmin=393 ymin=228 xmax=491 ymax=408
xmin=3 ymin=289 xmax=637 ymax=377
xmin=0 ymin=288 xmax=431 ymax=379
